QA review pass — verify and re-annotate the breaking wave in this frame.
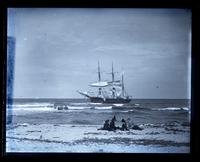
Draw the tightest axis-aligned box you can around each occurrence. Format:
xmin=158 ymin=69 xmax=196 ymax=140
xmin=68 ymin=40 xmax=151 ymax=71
xmin=9 ymin=107 xmax=54 ymax=111
xmin=67 ymin=106 xmax=91 ymax=110
xmin=90 ymin=103 xmax=103 ymax=105
xmin=94 ymin=106 xmax=112 ymax=110
xmin=70 ymin=103 xmax=90 ymax=106
xmin=152 ymin=107 xmax=189 ymax=111
xmin=8 ymin=103 xmax=53 ymax=108
xmin=113 ymin=104 xmax=124 ymax=107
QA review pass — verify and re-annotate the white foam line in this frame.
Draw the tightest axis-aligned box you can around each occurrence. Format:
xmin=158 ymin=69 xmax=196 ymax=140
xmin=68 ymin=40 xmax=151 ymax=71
xmin=8 ymin=107 xmax=54 ymax=111
xmin=152 ymin=107 xmax=189 ymax=111
xmin=90 ymin=103 xmax=102 ymax=105
xmin=113 ymin=104 xmax=124 ymax=107
xmin=9 ymin=103 xmax=53 ymax=108
xmin=67 ymin=106 xmax=91 ymax=110
xmin=94 ymin=106 xmax=112 ymax=110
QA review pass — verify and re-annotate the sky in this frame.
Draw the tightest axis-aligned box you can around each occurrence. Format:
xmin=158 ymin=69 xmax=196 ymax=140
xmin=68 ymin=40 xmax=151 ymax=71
xmin=7 ymin=8 xmax=191 ymax=99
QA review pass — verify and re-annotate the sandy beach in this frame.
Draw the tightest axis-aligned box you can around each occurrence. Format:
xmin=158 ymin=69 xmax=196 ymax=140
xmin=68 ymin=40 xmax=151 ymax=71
xmin=6 ymin=122 xmax=190 ymax=153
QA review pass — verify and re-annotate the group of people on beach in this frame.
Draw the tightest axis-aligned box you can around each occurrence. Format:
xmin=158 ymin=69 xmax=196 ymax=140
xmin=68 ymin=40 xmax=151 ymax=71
xmin=98 ymin=115 xmax=143 ymax=131
xmin=102 ymin=115 xmax=128 ymax=131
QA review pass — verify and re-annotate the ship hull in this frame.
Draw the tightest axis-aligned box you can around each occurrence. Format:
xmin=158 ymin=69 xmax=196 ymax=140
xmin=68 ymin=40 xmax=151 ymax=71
xmin=89 ymin=97 xmax=131 ymax=103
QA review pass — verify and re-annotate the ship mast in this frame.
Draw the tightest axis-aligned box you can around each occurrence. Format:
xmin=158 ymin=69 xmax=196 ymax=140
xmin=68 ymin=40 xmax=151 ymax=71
xmin=111 ymin=62 xmax=114 ymax=82
xmin=121 ymin=72 xmax=125 ymax=97
xmin=109 ymin=62 xmax=120 ymax=98
xmin=98 ymin=61 xmax=102 ymax=96
xmin=98 ymin=61 xmax=101 ymax=82
xmin=111 ymin=62 xmax=116 ymax=98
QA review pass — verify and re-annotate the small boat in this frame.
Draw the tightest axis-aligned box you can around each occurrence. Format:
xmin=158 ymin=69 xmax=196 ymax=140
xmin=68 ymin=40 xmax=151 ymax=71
xmin=54 ymin=102 xmax=68 ymax=110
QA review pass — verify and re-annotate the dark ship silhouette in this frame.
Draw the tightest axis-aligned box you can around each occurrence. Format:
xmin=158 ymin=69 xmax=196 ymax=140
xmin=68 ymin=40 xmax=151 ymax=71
xmin=78 ymin=62 xmax=131 ymax=103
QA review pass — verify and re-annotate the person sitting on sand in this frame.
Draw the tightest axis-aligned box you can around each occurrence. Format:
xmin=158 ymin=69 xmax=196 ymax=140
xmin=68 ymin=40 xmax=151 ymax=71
xmin=131 ymin=124 xmax=143 ymax=130
xmin=98 ymin=119 xmax=110 ymax=130
xmin=103 ymin=120 xmax=110 ymax=130
xmin=126 ymin=118 xmax=132 ymax=129
xmin=121 ymin=119 xmax=129 ymax=131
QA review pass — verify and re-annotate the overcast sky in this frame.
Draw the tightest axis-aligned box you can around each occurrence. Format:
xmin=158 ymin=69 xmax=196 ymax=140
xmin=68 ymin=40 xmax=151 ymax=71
xmin=8 ymin=8 xmax=191 ymax=99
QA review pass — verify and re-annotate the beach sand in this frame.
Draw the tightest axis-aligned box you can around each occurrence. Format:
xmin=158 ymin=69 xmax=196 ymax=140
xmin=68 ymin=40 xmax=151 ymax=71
xmin=6 ymin=123 xmax=190 ymax=153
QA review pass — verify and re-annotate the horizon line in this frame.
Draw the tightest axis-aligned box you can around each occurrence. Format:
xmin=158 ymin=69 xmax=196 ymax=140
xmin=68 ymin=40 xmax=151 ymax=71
xmin=8 ymin=97 xmax=191 ymax=100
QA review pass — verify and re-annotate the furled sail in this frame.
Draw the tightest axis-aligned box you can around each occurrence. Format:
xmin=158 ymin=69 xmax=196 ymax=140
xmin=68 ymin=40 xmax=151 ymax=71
xmin=89 ymin=81 xmax=109 ymax=87
xmin=108 ymin=80 xmax=121 ymax=86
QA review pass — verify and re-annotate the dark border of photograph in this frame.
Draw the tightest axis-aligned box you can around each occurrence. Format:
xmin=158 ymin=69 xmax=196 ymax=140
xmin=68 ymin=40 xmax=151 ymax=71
xmin=0 ymin=0 xmax=199 ymax=161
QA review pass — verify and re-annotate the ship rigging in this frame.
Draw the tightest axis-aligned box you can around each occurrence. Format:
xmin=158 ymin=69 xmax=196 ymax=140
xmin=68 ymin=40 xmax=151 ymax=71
xmin=78 ymin=62 xmax=131 ymax=103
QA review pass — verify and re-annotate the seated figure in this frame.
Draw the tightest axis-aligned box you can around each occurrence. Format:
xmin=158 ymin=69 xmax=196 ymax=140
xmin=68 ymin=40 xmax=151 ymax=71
xmin=121 ymin=119 xmax=129 ymax=131
xmin=103 ymin=120 xmax=110 ymax=130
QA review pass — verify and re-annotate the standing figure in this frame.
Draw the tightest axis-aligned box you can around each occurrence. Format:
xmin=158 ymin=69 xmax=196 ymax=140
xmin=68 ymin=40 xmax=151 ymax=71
xmin=109 ymin=116 xmax=117 ymax=131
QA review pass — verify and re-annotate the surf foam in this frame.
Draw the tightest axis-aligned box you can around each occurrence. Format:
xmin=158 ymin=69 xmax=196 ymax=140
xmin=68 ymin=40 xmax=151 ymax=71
xmin=152 ymin=107 xmax=189 ymax=111
xmin=94 ymin=106 xmax=112 ymax=110
xmin=67 ymin=106 xmax=91 ymax=110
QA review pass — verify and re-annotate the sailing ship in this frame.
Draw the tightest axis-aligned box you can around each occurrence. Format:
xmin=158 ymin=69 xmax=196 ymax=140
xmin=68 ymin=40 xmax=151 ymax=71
xmin=78 ymin=62 xmax=131 ymax=103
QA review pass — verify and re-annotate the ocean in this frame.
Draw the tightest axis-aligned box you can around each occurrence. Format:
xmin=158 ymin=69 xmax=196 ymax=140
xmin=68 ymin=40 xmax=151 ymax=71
xmin=6 ymin=98 xmax=190 ymax=153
